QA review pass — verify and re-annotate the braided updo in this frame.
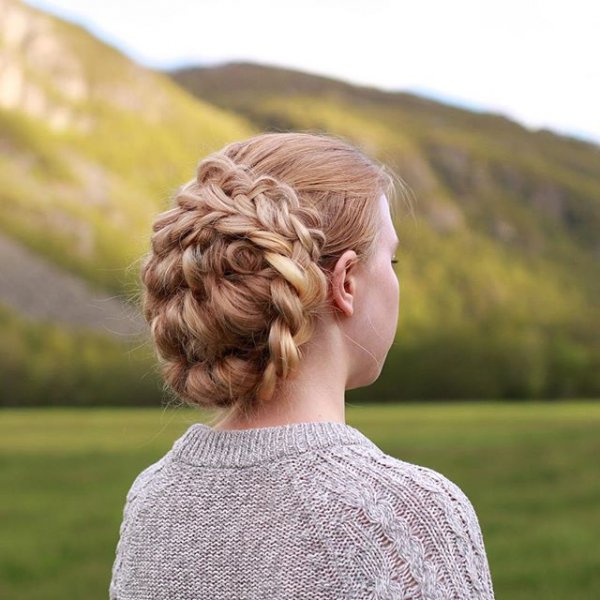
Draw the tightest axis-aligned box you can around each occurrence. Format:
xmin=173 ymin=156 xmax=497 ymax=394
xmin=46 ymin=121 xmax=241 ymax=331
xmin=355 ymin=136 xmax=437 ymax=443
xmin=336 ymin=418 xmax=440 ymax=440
xmin=139 ymin=131 xmax=401 ymax=420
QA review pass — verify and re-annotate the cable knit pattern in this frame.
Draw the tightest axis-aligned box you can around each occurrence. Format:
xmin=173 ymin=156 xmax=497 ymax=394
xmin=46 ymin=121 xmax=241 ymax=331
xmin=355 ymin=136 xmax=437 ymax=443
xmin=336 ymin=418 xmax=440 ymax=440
xmin=109 ymin=421 xmax=495 ymax=599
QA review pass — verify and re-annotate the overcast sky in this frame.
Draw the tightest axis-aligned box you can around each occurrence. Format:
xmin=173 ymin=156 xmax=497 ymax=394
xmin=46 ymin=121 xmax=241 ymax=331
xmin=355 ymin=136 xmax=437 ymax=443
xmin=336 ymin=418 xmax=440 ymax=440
xmin=23 ymin=0 xmax=600 ymax=146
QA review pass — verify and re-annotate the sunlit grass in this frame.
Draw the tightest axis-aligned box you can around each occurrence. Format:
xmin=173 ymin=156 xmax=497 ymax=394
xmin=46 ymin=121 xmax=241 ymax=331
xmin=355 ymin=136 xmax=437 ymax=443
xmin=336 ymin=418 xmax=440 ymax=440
xmin=1 ymin=401 xmax=598 ymax=598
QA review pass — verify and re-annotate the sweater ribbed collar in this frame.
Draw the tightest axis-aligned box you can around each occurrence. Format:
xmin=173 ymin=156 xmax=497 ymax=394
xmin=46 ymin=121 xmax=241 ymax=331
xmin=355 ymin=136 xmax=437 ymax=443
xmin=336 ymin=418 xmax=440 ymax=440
xmin=170 ymin=420 xmax=379 ymax=467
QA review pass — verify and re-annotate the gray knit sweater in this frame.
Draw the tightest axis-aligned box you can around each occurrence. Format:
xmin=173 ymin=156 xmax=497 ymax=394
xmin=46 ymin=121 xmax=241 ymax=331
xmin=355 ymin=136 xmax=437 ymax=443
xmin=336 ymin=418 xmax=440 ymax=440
xmin=109 ymin=420 xmax=495 ymax=599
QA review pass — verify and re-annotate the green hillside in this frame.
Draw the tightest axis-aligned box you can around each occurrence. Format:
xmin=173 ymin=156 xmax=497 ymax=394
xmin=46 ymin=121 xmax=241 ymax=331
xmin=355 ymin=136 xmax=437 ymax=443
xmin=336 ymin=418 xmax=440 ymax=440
xmin=170 ymin=62 xmax=600 ymax=400
xmin=0 ymin=0 xmax=256 ymax=406
xmin=0 ymin=0 xmax=597 ymax=405
xmin=0 ymin=0 xmax=255 ymax=295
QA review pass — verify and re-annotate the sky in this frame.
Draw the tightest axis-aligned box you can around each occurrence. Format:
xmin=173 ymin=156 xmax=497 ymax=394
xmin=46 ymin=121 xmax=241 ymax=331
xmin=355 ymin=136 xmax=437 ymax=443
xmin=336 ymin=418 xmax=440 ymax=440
xmin=23 ymin=0 xmax=600 ymax=146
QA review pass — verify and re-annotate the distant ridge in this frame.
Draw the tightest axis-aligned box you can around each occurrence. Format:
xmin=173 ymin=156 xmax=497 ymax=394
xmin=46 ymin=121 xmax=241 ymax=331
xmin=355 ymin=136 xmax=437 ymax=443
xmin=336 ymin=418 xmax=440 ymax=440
xmin=0 ymin=0 xmax=597 ymax=402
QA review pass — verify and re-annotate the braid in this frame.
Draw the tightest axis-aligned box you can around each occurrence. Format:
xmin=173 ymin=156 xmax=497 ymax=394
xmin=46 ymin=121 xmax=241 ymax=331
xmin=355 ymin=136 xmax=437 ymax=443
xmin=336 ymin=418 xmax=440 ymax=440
xmin=141 ymin=152 xmax=330 ymax=413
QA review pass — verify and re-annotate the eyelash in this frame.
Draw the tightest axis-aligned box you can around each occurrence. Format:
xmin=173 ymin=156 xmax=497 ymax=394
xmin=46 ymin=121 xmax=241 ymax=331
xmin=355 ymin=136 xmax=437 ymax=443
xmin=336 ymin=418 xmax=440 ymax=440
xmin=391 ymin=259 xmax=398 ymax=264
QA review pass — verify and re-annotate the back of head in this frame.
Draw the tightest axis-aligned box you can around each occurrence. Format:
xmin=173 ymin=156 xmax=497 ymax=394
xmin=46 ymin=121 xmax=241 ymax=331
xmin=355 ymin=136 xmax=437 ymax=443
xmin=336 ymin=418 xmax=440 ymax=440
xmin=139 ymin=131 xmax=403 ymax=421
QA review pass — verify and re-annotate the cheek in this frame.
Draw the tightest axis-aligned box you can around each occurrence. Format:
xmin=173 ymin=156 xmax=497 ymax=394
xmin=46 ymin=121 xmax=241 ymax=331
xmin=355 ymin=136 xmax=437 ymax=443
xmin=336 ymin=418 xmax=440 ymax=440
xmin=389 ymin=262 xmax=399 ymax=289
xmin=389 ymin=266 xmax=400 ymax=307
xmin=379 ymin=262 xmax=399 ymax=305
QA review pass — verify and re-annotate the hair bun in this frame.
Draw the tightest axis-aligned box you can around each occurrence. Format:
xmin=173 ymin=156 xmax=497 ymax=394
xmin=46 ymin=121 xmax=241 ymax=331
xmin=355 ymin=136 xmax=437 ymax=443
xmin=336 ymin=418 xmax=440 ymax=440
xmin=139 ymin=131 xmax=400 ymax=422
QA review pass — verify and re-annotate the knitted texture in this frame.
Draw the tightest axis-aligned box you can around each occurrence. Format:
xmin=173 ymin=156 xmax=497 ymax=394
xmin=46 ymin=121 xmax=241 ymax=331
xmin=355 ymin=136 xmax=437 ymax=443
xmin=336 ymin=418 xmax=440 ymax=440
xmin=109 ymin=421 xmax=495 ymax=599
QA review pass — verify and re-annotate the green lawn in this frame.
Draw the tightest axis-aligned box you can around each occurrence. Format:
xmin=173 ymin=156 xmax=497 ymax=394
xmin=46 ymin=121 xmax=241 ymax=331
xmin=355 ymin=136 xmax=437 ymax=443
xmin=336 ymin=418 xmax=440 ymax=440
xmin=1 ymin=401 xmax=598 ymax=598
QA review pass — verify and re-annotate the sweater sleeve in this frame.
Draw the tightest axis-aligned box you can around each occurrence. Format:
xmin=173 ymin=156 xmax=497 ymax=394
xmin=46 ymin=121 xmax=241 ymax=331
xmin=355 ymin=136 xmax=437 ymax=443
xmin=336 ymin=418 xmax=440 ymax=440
xmin=382 ymin=457 xmax=496 ymax=599
xmin=304 ymin=447 xmax=496 ymax=599
xmin=109 ymin=457 xmax=169 ymax=599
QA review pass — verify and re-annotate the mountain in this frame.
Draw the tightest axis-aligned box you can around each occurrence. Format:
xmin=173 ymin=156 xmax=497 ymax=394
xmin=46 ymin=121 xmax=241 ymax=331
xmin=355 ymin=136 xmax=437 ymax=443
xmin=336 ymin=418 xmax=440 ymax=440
xmin=170 ymin=61 xmax=600 ymax=255
xmin=0 ymin=0 xmax=257 ymax=406
xmin=0 ymin=0 xmax=597 ymax=405
xmin=0 ymin=0 xmax=256 ymax=295
xmin=168 ymin=63 xmax=600 ymax=400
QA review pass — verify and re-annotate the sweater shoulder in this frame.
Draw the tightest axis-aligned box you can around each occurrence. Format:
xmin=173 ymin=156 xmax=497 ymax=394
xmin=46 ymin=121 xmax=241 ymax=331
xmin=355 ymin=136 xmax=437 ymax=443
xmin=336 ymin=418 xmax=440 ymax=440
xmin=124 ymin=453 xmax=171 ymax=504
xmin=364 ymin=448 xmax=479 ymax=512
xmin=320 ymin=444 xmax=487 ymax=546
xmin=309 ymin=442 xmax=477 ymax=512
xmin=290 ymin=443 xmax=495 ymax=599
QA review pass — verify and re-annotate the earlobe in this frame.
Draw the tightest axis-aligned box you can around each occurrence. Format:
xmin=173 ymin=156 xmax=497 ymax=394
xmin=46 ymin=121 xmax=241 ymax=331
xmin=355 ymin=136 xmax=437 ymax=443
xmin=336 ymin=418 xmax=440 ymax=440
xmin=342 ymin=273 xmax=355 ymax=316
xmin=332 ymin=277 xmax=353 ymax=317
xmin=331 ymin=250 xmax=357 ymax=317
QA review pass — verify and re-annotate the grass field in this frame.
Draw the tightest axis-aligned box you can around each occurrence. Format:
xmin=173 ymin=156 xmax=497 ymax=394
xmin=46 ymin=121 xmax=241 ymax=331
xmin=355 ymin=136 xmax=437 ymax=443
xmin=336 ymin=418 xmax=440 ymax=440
xmin=0 ymin=401 xmax=598 ymax=598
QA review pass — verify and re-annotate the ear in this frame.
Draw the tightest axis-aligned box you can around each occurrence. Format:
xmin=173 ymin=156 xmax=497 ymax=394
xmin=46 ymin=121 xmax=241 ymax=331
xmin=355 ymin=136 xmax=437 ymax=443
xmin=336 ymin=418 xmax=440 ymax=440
xmin=330 ymin=250 xmax=358 ymax=317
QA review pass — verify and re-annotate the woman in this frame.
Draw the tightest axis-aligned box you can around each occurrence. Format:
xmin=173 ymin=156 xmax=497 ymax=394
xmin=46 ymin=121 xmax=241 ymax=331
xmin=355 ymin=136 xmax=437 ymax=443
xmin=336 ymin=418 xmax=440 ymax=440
xmin=110 ymin=131 xmax=495 ymax=599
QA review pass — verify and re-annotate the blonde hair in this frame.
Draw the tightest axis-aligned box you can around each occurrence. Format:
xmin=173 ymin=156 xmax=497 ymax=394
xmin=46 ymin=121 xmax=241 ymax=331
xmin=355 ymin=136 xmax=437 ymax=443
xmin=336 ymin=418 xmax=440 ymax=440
xmin=139 ymin=131 xmax=408 ymax=422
